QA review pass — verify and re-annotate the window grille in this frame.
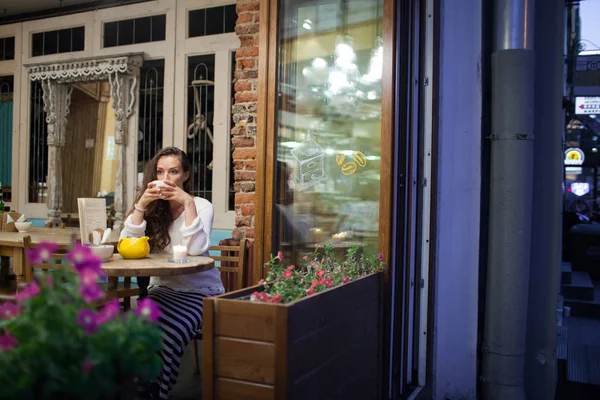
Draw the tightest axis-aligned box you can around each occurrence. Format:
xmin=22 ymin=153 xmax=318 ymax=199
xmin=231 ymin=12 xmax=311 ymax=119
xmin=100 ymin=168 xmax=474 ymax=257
xmin=187 ymin=55 xmax=215 ymax=201
xmin=28 ymin=82 xmax=48 ymax=203
xmin=137 ymin=59 xmax=165 ymax=176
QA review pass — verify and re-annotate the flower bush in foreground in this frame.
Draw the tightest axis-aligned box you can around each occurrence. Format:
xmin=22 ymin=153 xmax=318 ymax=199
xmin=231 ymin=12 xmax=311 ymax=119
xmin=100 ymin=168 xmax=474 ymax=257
xmin=0 ymin=242 xmax=163 ymax=400
xmin=251 ymin=244 xmax=385 ymax=304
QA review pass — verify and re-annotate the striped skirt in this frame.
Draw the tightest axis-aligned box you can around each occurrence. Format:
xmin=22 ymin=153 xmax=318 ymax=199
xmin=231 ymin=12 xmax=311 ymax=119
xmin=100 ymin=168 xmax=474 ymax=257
xmin=147 ymin=285 xmax=206 ymax=399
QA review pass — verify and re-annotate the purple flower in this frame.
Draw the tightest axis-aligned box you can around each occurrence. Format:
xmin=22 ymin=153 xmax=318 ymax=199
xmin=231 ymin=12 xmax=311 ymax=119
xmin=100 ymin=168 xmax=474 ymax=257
xmin=77 ymin=309 xmax=99 ymax=334
xmin=82 ymin=360 xmax=95 ymax=373
xmin=74 ymin=255 xmax=106 ymax=278
xmin=79 ymin=283 xmax=105 ymax=303
xmin=15 ymin=281 xmax=40 ymax=303
xmin=97 ymin=298 xmax=120 ymax=324
xmin=136 ymin=298 xmax=161 ymax=323
xmin=66 ymin=244 xmax=94 ymax=266
xmin=26 ymin=242 xmax=58 ymax=264
xmin=0 ymin=302 xmax=20 ymax=319
xmin=79 ymin=268 xmax=100 ymax=287
xmin=378 ymin=253 xmax=384 ymax=261
xmin=0 ymin=331 xmax=18 ymax=351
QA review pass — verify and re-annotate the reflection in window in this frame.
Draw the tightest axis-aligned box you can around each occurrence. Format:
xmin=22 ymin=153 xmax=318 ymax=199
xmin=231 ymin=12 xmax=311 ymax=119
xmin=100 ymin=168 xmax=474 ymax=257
xmin=187 ymin=55 xmax=215 ymax=201
xmin=274 ymin=0 xmax=383 ymax=263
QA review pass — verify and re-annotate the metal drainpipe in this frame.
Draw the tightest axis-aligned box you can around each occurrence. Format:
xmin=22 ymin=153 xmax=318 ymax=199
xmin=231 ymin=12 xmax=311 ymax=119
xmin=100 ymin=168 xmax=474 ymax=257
xmin=524 ymin=0 xmax=563 ymax=398
xmin=482 ymin=0 xmax=535 ymax=399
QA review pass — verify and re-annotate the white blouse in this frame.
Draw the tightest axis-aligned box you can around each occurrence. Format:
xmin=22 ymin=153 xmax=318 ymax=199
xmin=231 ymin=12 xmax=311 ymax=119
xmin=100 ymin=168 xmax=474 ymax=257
xmin=119 ymin=197 xmax=224 ymax=295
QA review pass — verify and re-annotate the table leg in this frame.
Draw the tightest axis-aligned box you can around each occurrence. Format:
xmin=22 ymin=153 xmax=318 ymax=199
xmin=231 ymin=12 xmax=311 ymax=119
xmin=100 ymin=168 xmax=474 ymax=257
xmin=137 ymin=276 xmax=150 ymax=299
xmin=0 ymin=256 xmax=9 ymax=287
xmin=13 ymin=248 xmax=26 ymax=287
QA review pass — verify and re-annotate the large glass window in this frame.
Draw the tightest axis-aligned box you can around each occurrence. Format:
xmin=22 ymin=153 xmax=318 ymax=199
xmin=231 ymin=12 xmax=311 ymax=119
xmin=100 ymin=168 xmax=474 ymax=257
xmin=31 ymin=27 xmax=84 ymax=57
xmin=274 ymin=0 xmax=384 ymax=263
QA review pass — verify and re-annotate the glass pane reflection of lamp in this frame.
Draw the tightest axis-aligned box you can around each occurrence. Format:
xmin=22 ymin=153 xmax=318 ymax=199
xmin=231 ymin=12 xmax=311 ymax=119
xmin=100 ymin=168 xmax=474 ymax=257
xmin=363 ymin=37 xmax=383 ymax=84
xmin=326 ymin=34 xmax=359 ymax=107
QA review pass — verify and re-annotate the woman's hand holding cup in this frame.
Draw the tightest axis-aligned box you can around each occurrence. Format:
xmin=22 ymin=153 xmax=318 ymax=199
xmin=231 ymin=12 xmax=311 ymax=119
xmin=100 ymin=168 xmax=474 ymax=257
xmin=138 ymin=181 xmax=164 ymax=208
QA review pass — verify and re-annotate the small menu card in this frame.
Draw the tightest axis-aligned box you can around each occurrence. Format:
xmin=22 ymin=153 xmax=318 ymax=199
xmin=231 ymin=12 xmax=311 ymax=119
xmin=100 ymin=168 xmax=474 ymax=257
xmin=77 ymin=198 xmax=107 ymax=244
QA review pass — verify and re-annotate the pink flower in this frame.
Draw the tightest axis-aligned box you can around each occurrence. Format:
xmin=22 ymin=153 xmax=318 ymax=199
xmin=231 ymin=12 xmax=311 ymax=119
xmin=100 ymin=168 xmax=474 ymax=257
xmin=77 ymin=309 xmax=99 ymax=334
xmin=316 ymin=269 xmax=325 ymax=278
xmin=0 ymin=303 xmax=20 ymax=319
xmin=310 ymin=279 xmax=319 ymax=289
xmin=306 ymin=288 xmax=315 ymax=296
xmin=342 ymin=275 xmax=351 ymax=284
xmin=97 ymin=298 xmax=120 ymax=324
xmin=288 ymin=265 xmax=295 ymax=271
xmin=250 ymin=291 xmax=260 ymax=301
xmin=82 ymin=360 xmax=95 ymax=373
xmin=79 ymin=283 xmax=104 ymax=303
xmin=302 ymin=255 xmax=308 ymax=261
xmin=257 ymin=292 xmax=270 ymax=302
xmin=15 ymin=281 xmax=40 ymax=303
xmin=258 ymin=279 xmax=265 ymax=285
xmin=0 ymin=331 xmax=18 ymax=351
xmin=315 ymin=244 xmax=322 ymax=248
xmin=319 ymin=278 xmax=325 ymax=285
xmin=66 ymin=244 xmax=94 ymax=265
xmin=136 ymin=298 xmax=161 ymax=323
xmin=325 ymin=278 xmax=333 ymax=288
xmin=270 ymin=294 xmax=282 ymax=303
xmin=277 ymin=251 xmax=284 ymax=261
xmin=378 ymin=253 xmax=384 ymax=261
xmin=26 ymin=242 xmax=58 ymax=264
xmin=282 ymin=270 xmax=292 ymax=279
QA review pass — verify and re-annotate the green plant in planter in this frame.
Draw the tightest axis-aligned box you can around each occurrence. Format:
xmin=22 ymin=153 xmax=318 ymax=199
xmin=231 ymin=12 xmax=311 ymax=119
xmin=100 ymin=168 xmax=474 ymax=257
xmin=252 ymin=244 xmax=385 ymax=304
xmin=0 ymin=243 xmax=163 ymax=400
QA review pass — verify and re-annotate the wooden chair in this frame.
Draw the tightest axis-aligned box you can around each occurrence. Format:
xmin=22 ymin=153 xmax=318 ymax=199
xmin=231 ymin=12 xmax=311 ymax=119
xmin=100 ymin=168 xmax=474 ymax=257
xmin=22 ymin=236 xmax=138 ymax=310
xmin=192 ymin=239 xmax=247 ymax=375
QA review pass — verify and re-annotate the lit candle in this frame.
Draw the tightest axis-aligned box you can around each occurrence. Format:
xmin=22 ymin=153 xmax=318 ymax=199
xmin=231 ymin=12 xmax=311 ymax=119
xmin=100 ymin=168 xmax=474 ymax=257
xmin=173 ymin=244 xmax=188 ymax=262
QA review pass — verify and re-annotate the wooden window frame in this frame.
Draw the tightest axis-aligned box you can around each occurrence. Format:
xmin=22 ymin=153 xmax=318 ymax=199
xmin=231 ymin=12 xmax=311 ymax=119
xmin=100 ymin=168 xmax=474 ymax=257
xmin=253 ymin=0 xmax=396 ymax=283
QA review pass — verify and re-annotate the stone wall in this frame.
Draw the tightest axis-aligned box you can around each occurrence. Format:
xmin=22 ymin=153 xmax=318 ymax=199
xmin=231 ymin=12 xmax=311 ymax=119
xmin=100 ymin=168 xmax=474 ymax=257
xmin=232 ymin=0 xmax=260 ymax=240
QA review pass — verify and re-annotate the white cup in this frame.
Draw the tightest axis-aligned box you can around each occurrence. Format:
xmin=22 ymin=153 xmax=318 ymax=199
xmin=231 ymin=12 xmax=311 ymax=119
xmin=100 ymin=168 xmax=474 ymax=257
xmin=151 ymin=180 xmax=166 ymax=188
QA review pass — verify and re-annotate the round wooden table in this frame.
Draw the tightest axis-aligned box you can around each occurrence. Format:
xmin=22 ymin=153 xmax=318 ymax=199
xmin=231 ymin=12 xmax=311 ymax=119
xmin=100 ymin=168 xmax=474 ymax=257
xmin=101 ymin=253 xmax=215 ymax=298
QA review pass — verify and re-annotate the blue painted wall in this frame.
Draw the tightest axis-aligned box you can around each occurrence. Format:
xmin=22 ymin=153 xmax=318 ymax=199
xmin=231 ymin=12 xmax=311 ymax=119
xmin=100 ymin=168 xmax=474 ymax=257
xmin=0 ymin=101 xmax=12 ymax=186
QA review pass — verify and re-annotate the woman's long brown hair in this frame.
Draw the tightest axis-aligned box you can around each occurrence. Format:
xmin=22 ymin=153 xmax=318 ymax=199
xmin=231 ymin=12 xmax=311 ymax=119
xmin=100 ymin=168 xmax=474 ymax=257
xmin=128 ymin=147 xmax=193 ymax=252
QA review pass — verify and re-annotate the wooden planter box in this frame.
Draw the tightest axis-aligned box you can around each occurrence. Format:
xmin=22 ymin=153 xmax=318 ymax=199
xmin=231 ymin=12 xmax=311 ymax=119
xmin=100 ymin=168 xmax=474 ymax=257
xmin=203 ymin=271 xmax=384 ymax=400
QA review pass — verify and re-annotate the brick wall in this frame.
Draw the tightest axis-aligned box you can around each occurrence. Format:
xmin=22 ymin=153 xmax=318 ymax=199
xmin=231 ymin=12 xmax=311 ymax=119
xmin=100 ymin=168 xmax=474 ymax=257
xmin=232 ymin=0 xmax=260 ymax=240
